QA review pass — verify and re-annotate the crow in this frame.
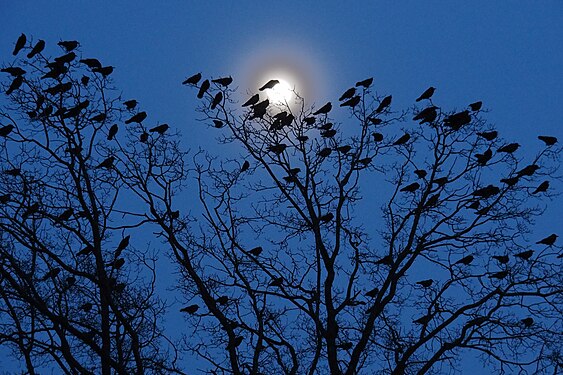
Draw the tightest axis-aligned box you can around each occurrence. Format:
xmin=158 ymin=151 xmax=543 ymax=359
xmin=90 ymin=113 xmax=106 ymax=123
xmin=444 ymin=110 xmax=471 ymax=130
xmin=77 ymin=246 xmax=93 ymax=256
xmin=516 ymin=164 xmax=539 ymax=177
xmin=226 ymin=336 xmax=244 ymax=350
xmin=358 ymin=157 xmax=372 ymax=166
xmin=213 ymin=120 xmax=223 ymax=128
xmin=536 ymin=234 xmax=557 ymax=246
xmin=414 ymin=169 xmax=427 ymax=179
xmin=79 ymin=58 xmax=102 ymax=69
xmin=267 ymin=143 xmax=287 ymax=155
xmin=252 ymin=99 xmax=269 ymax=119
xmin=81 ymin=75 xmax=90 ymax=86
xmin=107 ymin=124 xmax=118 ymax=140
xmin=318 ymin=123 xmax=332 ymax=130
xmin=303 ymin=116 xmax=316 ymax=125
xmin=475 ymin=148 xmax=493 ymax=166
xmin=95 ymin=156 xmax=115 ymax=169
xmin=58 ymin=40 xmax=79 ymax=52
xmin=123 ymin=100 xmax=137 ymax=110
xmin=40 ymin=267 xmax=61 ymax=281
xmin=170 ymin=210 xmax=180 ymax=220
xmin=492 ymin=255 xmax=509 ymax=264
xmin=413 ymin=106 xmax=438 ymax=124
xmin=368 ymin=117 xmax=382 ymax=125
xmin=469 ymin=101 xmax=482 ymax=111
xmin=497 ymin=143 xmax=519 ymax=154
xmin=180 ymin=304 xmax=199 ymax=314
xmin=248 ymin=246 xmax=262 ymax=256
xmin=319 ymin=213 xmax=334 ymax=223
xmin=337 ymin=145 xmax=352 ymax=154
xmin=472 ymin=185 xmax=500 ymax=198
xmin=140 ymin=132 xmax=149 ymax=143
xmin=115 ymin=235 xmax=130 ymax=258
xmin=416 ymin=279 xmax=433 ymax=288
xmin=372 ymin=132 xmax=383 ymax=142
xmin=210 ymin=92 xmax=223 ymax=109
xmin=1 ymin=67 xmax=26 ymax=76
xmin=514 ymin=250 xmax=534 ymax=260
xmin=318 ymin=148 xmax=332 ymax=157
xmin=433 ymin=177 xmax=448 ymax=186
xmin=424 ymin=193 xmax=440 ymax=209
xmin=454 ymin=255 xmax=474 ymax=265
xmin=259 ymin=79 xmax=279 ymax=91
xmin=4 ymin=168 xmax=21 ymax=176
xmin=521 ymin=317 xmax=534 ymax=327
xmin=269 ymin=277 xmax=284 ymax=287
xmin=340 ymin=96 xmax=361 ymax=108
xmin=339 ymin=87 xmax=356 ymax=101
xmin=416 ymin=87 xmax=435 ymax=102
xmin=150 ymin=124 xmax=169 ymax=134
xmin=6 ymin=76 xmax=24 ymax=95
xmin=22 ymin=203 xmax=40 ymax=220
xmin=414 ymin=314 xmax=432 ymax=325
xmin=375 ymin=255 xmax=393 ymax=266
xmin=241 ymin=160 xmax=250 ymax=172
xmin=92 ymin=66 xmax=114 ymax=77
xmin=467 ymin=200 xmax=480 ymax=210
xmin=356 ymin=77 xmax=373 ymax=88
xmin=375 ymin=95 xmax=392 ymax=113
xmin=54 ymin=52 xmax=76 ymax=64
xmin=393 ymin=133 xmax=410 ymax=146
xmin=183 ymin=72 xmax=201 ymax=85
xmin=216 ymin=296 xmax=229 ymax=305
xmin=296 ymin=135 xmax=309 ymax=142
xmin=57 ymin=208 xmax=74 ymax=222
xmin=365 ymin=287 xmax=379 ymax=298
xmin=489 ymin=270 xmax=509 ymax=279
xmin=242 ymin=94 xmax=259 ymax=107
xmin=313 ymin=102 xmax=332 ymax=115
xmin=125 ymin=111 xmax=147 ymax=124
xmin=400 ymin=182 xmax=420 ymax=193
xmin=212 ymin=76 xmax=232 ymax=86
xmin=13 ymin=34 xmax=26 ymax=55
xmin=45 ymin=82 xmax=72 ymax=96
xmin=532 ymin=181 xmax=549 ymax=194
xmin=321 ymin=129 xmax=336 ymax=138
xmin=27 ymin=40 xmax=45 ymax=58
xmin=108 ymin=258 xmax=125 ymax=269
xmin=537 ymin=135 xmax=557 ymax=146
xmin=476 ymin=131 xmax=498 ymax=141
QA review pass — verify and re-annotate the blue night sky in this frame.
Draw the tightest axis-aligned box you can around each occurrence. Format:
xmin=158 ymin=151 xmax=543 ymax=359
xmin=1 ymin=1 xmax=562 ymax=373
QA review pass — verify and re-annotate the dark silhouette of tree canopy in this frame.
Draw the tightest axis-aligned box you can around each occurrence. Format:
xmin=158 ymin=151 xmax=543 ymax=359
xmin=2 ymin=35 xmax=562 ymax=375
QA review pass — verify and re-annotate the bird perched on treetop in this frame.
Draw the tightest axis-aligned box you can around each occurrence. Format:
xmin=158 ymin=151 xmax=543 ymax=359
xmin=27 ymin=40 xmax=45 ymax=59
xmin=339 ymin=87 xmax=356 ymax=101
xmin=107 ymin=124 xmax=118 ymax=141
xmin=313 ymin=102 xmax=332 ymax=115
xmin=393 ymin=133 xmax=410 ymax=146
xmin=454 ymin=255 xmax=474 ymax=265
xmin=95 ymin=156 xmax=115 ymax=169
xmin=400 ymin=182 xmax=420 ymax=193
xmin=416 ymin=87 xmax=435 ymax=102
xmin=212 ymin=76 xmax=233 ymax=86
xmin=340 ymin=96 xmax=361 ymax=108
xmin=80 ymin=58 xmax=102 ymax=69
xmin=476 ymin=131 xmax=497 ymax=141
xmin=1 ymin=67 xmax=26 ymax=76
xmin=536 ymin=234 xmax=557 ymax=246
xmin=58 ymin=40 xmax=79 ymax=52
xmin=180 ymin=304 xmax=199 ymax=314
xmin=123 ymin=100 xmax=137 ymax=110
xmin=355 ymin=77 xmax=373 ymax=88
xmin=259 ymin=79 xmax=279 ymax=91
xmin=537 ymin=135 xmax=557 ymax=146
xmin=514 ymin=250 xmax=534 ymax=260
xmin=416 ymin=279 xmax=433 ymax=288
xmin=469 ymin=101 xmax=482 ymax=111
xmin=13 ymin=34 xmax=27 ymax=56
xmin=375 ymin=95 xmax=392 ymax=113
xmin=150 ymin=124 xmax=169 ymax=134
xmin=210 ymin=92 xmax=223 ymax=109
xmin=242 ymin=94 xmax=259 ymax=107
xmin=125 ymin=111 xmax=147 ymax=124
xmin=183 ymin=72 xmax=201 ymax=85
xmin=497 ymin=143 xmax=519 ymax=154
xmin=532 ymin=181 xmax=549 ymax=194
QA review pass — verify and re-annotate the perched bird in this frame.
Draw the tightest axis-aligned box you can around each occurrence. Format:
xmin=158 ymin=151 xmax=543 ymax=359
xmin=375 ymin=95 xmax=392 ymax=113
xmin=454 ymin=255 xmax=474 ymax=266
xmin=90 ymin=113 xmax=106 ymax=123
xmin=303 ymin=117 xmax=316 ymax=125
xmin=95 ymin=156 xmax=115 ymax=169
xmin=340 ymin=96 xmax=361 ymax=108
xmin=54 ymin=52 xmax=76 ymax=64
xmin=108 ymin=258 xmax=125 ymax=269
xmin=365 ymin=287 xmax=379 ymax=298
xmin=6 ymin=76 xmax=24 ymax=95
xmin=414 ymin=169 xmax=427 ymax=179
xmin=242 ymin=94 xmax=259 ymax=107
xmin=521 ymin=317 xmax=534 ymax=327
xmin=339 ymin=87 xmax=356 ymax=101
xmin=288 ymin=167 xmax=301 ymax=176
xmin=77 ymin=246 xmax=93 ymax=256
xmin=537 ymin=135 xmax=557 ymax=146
xmin=1 ymin=66 xmax=26 ymax=76
xmin=251 ymin=99 xmax=269 ymax=119
xmin=216 ymin=296 xmax=229 ymax=305
xmin=472 ymin=185 xmax=500 ymax=199
xmin=80 ymin=303 xmax=93 ymax=312
xmin=296 ymin=135 xmax=309 ymax=142
xmin=180 ymin=304 xmax=199 ymax=314
xmin=213 ymin=120 xmax=223 ymax=128
xmin=374 ymin=255 xmax=393 ymax=266
xmin=267 ymin=143 xmax=287 ymax=155
xmin=170 ymin=210 xmax=180 ymax=220
xmin=337 ymin=145 xmax=352 ymax=154
xmin=355 ymin=77 xmax=373 ymax=88
xmin=58 ymin=40 xmax=79 ymax=51
xmin=416 ymin=87 xmax=435 ymax=102
xmin=150 ymin=124 xmax=169 ymax=134
xmin=27 ymin=39 xmax=45 ymax=58
xmin=259 ymin=79 xmax=279 ymax=91
xmin=140 ymin=132 xmax=149 ymax=143
xmin=92 ymin=66 xmax=114 ymax=77
xmin=13 ymin=34 xmax=27 ymax=56
xmin=269 ymin=277 xmax=284 ymax=287
xmin=57 ymin=208 xmax=74 ymax=222
xmin=241 ymin=160 xmax=250 ymax=172
xmin=226 ymin=336 xmax=244 ymax=350
xmin=3 ymin=168 xmax=21 ymax=176
xmin=45 ymin=82 xmax=72 ymax=96
xmin=372 ymin=132 xmax=383 ymax=142
xmin=338 ymin=342 xmax=353 ymax=350
xmin=183 ymin=72 xmax=201 ymax=85
xmin=42 ymin=63 xmax=68 ymax=79
xmin=413 ymin=314 xmax=432 ymax=325
xmin=424 ymin=193 xmax=440 ymax=209
xmin=79 ymin=58 xmax=102 ymax=69
xmin=492 ymin=255 xmax=509 ymax=264
xmin=115 ymin=235 xmax=130 ymax=257
xmin=416 ymin=279 xmax=433 ymax=288
xmin=467 ymin=200 xmax=480 ymax=210
xmin=321 ymin=129 xmax=336 ymax=138
xmin=444 ymin=110 xmax=471 ymax=130
xmin=107 ymin=124 xmax=118 ymax=140
xmin=210 ymin=92 xmax=223 ymax=109
xmin=469 ymin=101 xmax=483 ymax=111
xmin=123 ymin=100 xmax=138 ymax=110
xmin=319 ymin=212 xmax=334 ymax=223
xmin=125 ymin=111 xmax=147 ymax=124
xmin=40 ymin=267 xmax=61 ymax=281
xmin=432 ymin=177 xmax=448 ymax=187
xmin=393 ymin=133 xmax=410 ymax=146
xmin=318 ymin=148 xmax=332 ymax=157
xmin=358 ymin=157 xmax=372 ymax=167
xmin=400 ymin=182 xmax=420 ymax=193
xmin=413 ymin=106 xmax=438 ymax=124
xmin=515 ymin=250 xmax=534 ymax=260
xmin=248 ymin=246 xmax=263 ymax=256
xmin=81 ymin=75 xmax=90 ymax=86
xmin=475 ymin=148 xmax=493 ymax=166
xmin=212 ymin=76 xmax=233 ymax=86
xmin=532 ymin=181 xmax=549 ymax=194
xmin=318 ymin=122 xmax=332 ymax=130
xmin=516 ymin=164 xmax=539 ymax=177
xmin=22 ymin=203 xmax=40 ymax=220
xmin=476 ymin=131 xmax=498 ymax=141
xmin=368 ymin=117 xmax=382 ymax=125
xmin=536 ymin=234 xmax=557 ymax=246
xmin=313 ymin=102 xmax=332 ymax=115
xmin=489 ymin=270 xmax=509 ymax=280
xmin=497 ymin=143 xmax=519 ymax=154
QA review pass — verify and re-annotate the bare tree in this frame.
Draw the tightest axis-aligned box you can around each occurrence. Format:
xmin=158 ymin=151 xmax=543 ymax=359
xmin=0 ymin=36 xmax=182 ymax=374
xmin=118 ymin=72 xmax=562 ymax=374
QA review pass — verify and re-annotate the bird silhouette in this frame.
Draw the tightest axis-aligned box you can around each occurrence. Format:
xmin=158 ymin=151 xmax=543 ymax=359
xmin=476 ymin=131 xmax=498 ymax=141
xmin=210 ymin=92 xmax=223 ymax=109
xmin=92 ymin=66 xmax=114 ymax=77
xmin=95 ymin=156 xmax=115 ymax=169
xmin=269 ymin=277 xmax=284 ymax=287
xmin=80 ymin=303 xmax=93 ymax=312
xmin=216 ymin=296 xmax=229 ymax=305
xmin=454 ymin=255 xmax=474 ymax=265
xmin=339 ymin=87 xmax=356 ymax=101
xmin=497 ymin=143 xmax=519 ymax=154
xmin=6 ymin=76 xmax=24 ymax=95
xmin=516 ymin=164 xmax=539 ymax=177
xmin=412 ymin=106 xmax=438 ymax=124
xmin=414 ymin=169 xmax=427 ymax=179
xmin=467 ymin=200 xmax=480 ymax=210
xmin=252 ymin=99 xmax=269 ymax=119
xmin=183 ymin=72 xmax=201 ymax=85
xmin=375 ymin=255 xmax=393 ymax=266
xmin=241 ymin=160 xmax=250 ymax=172
xmin=54 ymin=52 xmax=76 ymax=64
xmin=125 ymin=111 xmax=147 ymax=124
xmin=489 ymin=270 xmax=509 ymax=280
xmin=319 ymin=212 xmax=334 ymax=223
xmin=368 ymin=117 xmax=382 ymax=125
xmin=475 ymin=148 xmax=493 ymax=166
xmin=536 ymin=234 xmax=557 ymax=246
xmin=340 ymin=95 xmax=361 ymax=108
xmin=296 ymin=135 xmax=309 ymax=142
xmin=375 ymin=95 xmax=392 ymax=113
xmin=13 ymin=34 xmax=26 ymax=56
xmin=123 ymin=100 xmax=137 ymax=110
xmin=432 ymin=177 xmax=449 ymax=187
xmin=444 ymin=110 xmax=471 ymax=130
xmin=365 ymin=287 xmax=379 ymax=298
xmin=416 ymin=87 xmax=435 ymax=102
xmin=107 ymin=124 xmax=118 ymax=140
xmin=424 ymin=194 xmax=440 ymax=209
xmin=413 ymin=314 xmax=432 ymax=325
xmin=416 ymin=279 xmax=433 ymax=288
xmin=22 ymin=202 xmax=40 ymax=220
xmin=180 ymin=304 xmax=199 ymax=314
xmin=514 ymin=250 xmax=534 ymax=260
xmin=27 ymin=40 xmax=45 ymax=58
xmin=40 ymin=267 xmax=61 ymax=281
xmin=226 ymin=336 xmax=244 ymax=350
xmin=303 ymin=116 xmax=316 ymax=125
xmin=108 ymin=258 xmax=125 ymax=269
xmin=140 ymin=132 xmax=149 ymax=143
xmin=358 ymin=157 xmax=372 ymax=167
xmin=45 ymin=82 xmax=72 ymax=96
xmin=532 ymin=181 xmax=549 ymax=194
xmin=58 ymin=40 xmax=79 ymax=52
xmin=212 ymin=76 xmax=233 ymax=86
xmin=318 ymin=148 xmax=332 ymax=157
xmin=521 ymin=317 xmax=534 ymax=327
xmin=259 ymin=79 xmax=279 ymax=91
xmin=318 ymin=123 xmax=332 ymax=130
xmin=472 ymin=185 xmax=500 ymax=198
xmin=372 ymin=133 xmax=383 ymax=142
xmin=267 ymin=143 xmax=287 ymax=155
xmin=400 ymin=182 xmax=420 ymax=193
xmin=492 ymin=255 xmax=509 ymax=264
xmin=150 ymin=124 xmax=169 ymax=134
xmin=4 ymin=168 xmax=21 ymax=176
xmin=90 ymin=113 xmax=106 ymax=123
xmin=469 ymin=101 xmax=482 ymax=111
xmin=242 ymin=94 xmax=259 ymax=107
xmin=248 ymin=246 xmax=263 ymax=256
xmin=115 ymin=235 xmax=130 ymax=258
xmin=213 ymin=120 xmax=223 ymax=128
xmin=79 ymin=58 xmax=102 ymax=69
xmin=1 ymin=67 xmax=26 ymax=76
xmin=321 ymin=129 xmax=336 ymax=138
xmin=337 ymin=145 xmax=352 ymax=154
xmin=537 ymin=135 xmax=557 ymax=146
xmin=42 ymin=62 xmax=68 ymax=79
xmin=393 ymin=133 xmax=410 ymax=146
xmin=355 ymin=77 xmax=373 ymax=88
xmin=77 ymin=246 xmax=93 ymax=256
xmin=81 ymin=75 xmax=90 ymax=86
xmin=57 ymin=208 xmax=74 ymax=222
xmin=313 ymin=102 xmax=332 ymax=115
